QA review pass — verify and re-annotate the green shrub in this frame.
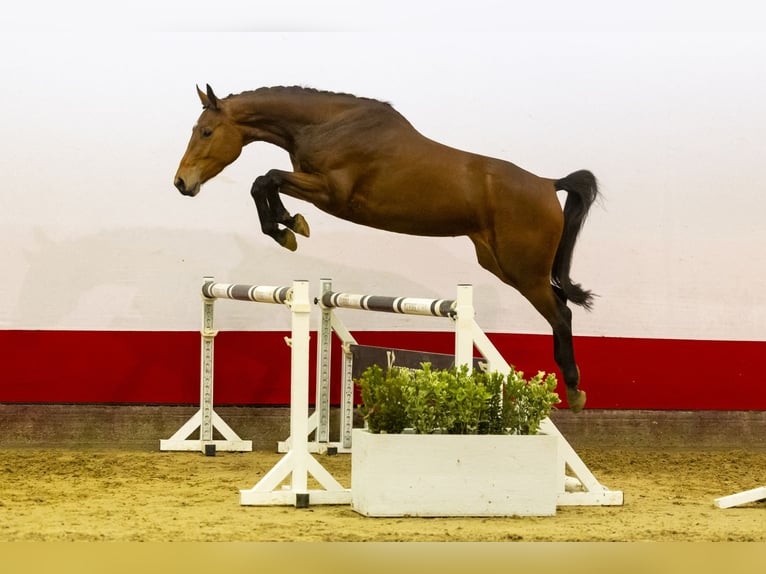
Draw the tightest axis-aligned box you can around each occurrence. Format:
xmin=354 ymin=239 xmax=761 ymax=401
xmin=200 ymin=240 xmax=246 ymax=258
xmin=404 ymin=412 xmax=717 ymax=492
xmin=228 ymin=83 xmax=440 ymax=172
xmin=356 ymin=363 xmax=561 ymax=435
xmin=355 ymin=364 xmax=408 ymax=434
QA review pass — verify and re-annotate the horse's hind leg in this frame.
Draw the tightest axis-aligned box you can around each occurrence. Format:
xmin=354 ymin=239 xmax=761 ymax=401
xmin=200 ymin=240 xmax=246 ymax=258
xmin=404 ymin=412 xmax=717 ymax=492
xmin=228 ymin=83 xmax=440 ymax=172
xmin=516 ymin=281 xmax=586 ymax=412
xmin=548 ymin=293 xmax=587 ymax=412
xmin=470 ymin=235 xmax=586 ymax=412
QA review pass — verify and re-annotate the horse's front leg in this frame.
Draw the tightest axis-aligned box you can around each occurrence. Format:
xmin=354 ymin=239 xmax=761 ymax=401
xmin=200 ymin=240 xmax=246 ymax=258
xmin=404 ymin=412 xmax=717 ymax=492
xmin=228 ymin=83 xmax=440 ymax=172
xmin=250 ymin=172 xmax=311 ymax=251
xmin=251 ymin=169 xmax=331 ymax=250
xmin=265 ymin=187 xmax=311 ymax=239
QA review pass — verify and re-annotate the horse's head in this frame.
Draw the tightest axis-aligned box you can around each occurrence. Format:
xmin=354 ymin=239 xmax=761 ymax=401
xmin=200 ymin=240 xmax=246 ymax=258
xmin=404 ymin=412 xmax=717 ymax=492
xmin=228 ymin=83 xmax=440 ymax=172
xmin=174 ymin=85 xmax=243 ymax=197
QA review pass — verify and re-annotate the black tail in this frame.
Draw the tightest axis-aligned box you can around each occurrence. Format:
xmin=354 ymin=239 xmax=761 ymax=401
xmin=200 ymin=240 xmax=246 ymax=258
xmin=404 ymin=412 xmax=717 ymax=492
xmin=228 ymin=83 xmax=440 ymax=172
xmin=552 ymin=170 xmax=600 ymax=310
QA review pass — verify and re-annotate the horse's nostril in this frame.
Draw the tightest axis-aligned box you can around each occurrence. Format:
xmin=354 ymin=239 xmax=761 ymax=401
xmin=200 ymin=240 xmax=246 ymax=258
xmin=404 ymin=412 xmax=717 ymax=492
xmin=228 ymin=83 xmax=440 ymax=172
xmin=175 ymin=177 xmax=186 ymax=193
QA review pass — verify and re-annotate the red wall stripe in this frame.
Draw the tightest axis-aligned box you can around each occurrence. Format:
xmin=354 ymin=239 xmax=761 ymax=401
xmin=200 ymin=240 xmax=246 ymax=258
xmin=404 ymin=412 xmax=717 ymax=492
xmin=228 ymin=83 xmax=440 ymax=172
xmin=0 ymin=330 xmax=763 ymax=409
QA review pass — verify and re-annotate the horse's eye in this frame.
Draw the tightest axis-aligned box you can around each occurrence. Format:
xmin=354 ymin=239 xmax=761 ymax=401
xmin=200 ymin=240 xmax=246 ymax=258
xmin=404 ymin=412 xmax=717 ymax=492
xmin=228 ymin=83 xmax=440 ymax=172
xmin=201 ymin=128 xmax=213 ymax=138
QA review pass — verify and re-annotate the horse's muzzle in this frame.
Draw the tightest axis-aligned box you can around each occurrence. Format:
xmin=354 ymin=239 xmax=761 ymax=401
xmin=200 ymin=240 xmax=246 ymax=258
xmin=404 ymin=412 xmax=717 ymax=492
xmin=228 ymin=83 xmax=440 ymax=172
xmin=174 ymin=176 xmax=199 ymax=197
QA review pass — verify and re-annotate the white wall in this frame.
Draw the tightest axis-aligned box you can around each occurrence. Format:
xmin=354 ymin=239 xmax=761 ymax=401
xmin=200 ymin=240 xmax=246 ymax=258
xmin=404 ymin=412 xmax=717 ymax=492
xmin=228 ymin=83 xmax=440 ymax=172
xmin=2 ymin=1 xmax=765 ymax=340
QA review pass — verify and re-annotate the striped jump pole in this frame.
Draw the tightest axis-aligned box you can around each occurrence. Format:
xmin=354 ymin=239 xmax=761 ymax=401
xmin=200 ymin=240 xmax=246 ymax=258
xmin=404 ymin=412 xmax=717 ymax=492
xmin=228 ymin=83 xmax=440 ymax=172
xmin=160 ymin=276 xmax=293 ymax=454
xmin=320 ymin=286 xmax=475 ymax=369
xmin=311 ymin=282 xmax=475 ymax=452
xmin=201 ymin=279 xmax=292 ymax=304
xmin=319 ymin=291 xmax=456 ymax=318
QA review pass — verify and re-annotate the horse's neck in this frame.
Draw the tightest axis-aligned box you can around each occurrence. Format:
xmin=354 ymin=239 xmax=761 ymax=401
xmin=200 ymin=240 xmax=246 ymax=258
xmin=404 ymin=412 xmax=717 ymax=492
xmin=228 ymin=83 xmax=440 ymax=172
xmin=228 ymin=90 xmax=345 ymax=151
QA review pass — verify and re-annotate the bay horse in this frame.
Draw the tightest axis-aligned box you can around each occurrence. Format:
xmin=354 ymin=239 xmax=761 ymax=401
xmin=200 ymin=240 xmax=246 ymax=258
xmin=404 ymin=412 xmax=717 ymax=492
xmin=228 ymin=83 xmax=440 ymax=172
xmin=174 ymin=85 xmax=599 ymax=412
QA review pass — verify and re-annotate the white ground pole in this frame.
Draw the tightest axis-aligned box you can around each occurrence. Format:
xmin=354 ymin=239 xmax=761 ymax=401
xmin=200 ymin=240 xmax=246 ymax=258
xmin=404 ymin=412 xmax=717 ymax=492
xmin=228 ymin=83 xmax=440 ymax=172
xmin=239 ymin=280 xmax=351 ymax=507
xmin=714 ymin=486 xmax=766 ymax=509
xmin=316 ymin=280 xmax=623 ymax=507
xmin=160 ymin=277 xmax=294 ymax=453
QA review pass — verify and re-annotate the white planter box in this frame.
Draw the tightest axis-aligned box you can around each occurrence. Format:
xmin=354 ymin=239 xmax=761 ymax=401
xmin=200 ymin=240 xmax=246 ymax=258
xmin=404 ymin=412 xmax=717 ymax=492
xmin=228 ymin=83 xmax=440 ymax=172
xmin=351 ymin=429 xmax=559 ymax=517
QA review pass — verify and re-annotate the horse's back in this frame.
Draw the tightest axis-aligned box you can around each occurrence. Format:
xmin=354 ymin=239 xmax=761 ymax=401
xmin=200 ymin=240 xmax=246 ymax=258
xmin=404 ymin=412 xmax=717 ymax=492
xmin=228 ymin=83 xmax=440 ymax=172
xmin=292 ymin=99 xmax=562 ymax=240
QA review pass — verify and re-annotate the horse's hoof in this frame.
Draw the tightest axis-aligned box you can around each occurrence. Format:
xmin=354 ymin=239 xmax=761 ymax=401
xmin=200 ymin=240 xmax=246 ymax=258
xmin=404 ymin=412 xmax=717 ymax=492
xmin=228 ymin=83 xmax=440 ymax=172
xmin=278 ymin=229 xmax=298 ymax=252
xmin=293 ymin=214 xmax=310 ymax=237
xmin=567 ymin=389 xmax=586 ymax=414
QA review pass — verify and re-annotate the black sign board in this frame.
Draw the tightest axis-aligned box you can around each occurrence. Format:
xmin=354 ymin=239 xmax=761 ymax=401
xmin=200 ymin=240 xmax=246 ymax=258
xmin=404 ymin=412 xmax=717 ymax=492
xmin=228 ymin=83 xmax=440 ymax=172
xmin=349 ymin=344 xmax=486 ymax=380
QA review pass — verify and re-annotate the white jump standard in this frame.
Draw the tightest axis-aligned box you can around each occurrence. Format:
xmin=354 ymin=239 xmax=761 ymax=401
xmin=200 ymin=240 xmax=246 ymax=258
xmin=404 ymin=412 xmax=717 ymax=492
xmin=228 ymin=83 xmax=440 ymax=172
xmin=277 ymin=281 xmax=463 ymax=454
xmin=239 ymin=279 xmax=351 ymax=507
xmin=313 ymin=281 xmax=469 ymax=453
xmin=159 ymin=277 xmax=293 ymax=453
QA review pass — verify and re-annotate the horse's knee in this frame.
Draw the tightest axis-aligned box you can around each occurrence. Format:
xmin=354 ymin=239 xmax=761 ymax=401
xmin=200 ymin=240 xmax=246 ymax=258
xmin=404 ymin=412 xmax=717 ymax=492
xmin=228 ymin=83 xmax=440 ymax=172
xmin=251 ymin=176 xmax=270 ymax=199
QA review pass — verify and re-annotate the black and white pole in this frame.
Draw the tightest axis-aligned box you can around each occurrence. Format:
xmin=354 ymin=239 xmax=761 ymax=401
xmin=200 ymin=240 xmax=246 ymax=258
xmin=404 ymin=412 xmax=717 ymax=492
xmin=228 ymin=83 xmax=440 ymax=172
xmin=201 ymin=279 xmax=292 ymax=304
xmin=314 ymin=282 xmax=474 ymax=451
xmin=320 ymin=291 xmax=456 ymax=318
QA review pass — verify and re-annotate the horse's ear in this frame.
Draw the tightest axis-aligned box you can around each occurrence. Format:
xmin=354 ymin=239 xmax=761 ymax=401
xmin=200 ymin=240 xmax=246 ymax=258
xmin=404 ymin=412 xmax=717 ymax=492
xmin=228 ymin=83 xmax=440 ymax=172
xmin=196 ymin=84 xmax=220 ymax=111
xmin=206 ymin=84 xmax=220 ymax=110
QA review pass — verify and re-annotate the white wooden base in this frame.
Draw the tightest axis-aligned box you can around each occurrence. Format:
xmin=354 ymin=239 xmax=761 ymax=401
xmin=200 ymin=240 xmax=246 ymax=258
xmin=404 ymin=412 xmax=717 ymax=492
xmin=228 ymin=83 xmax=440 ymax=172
xmin=351 ymin=429 xmax=559 ymax=517
xmin=557 ymin=489 xmax=625 ymax=506
xmin=538 ymin=418 xmax=623 ymax=507
xmin=277 ymin=440 xmax=351 ymax=454
xmin=240 ymin=449 xmax=351 ymax=506
xmin=159 ymin=410 xmax=252 ymax=453
xmin=714 ymin=486 xmax=766 ymax=509
xmin=239 ymin=489 xmax=352 ymax=506
xmin=159 ymin=439 xmax=253 ymax=452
